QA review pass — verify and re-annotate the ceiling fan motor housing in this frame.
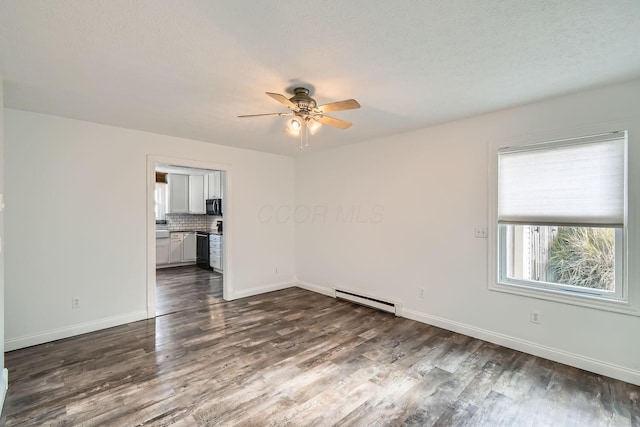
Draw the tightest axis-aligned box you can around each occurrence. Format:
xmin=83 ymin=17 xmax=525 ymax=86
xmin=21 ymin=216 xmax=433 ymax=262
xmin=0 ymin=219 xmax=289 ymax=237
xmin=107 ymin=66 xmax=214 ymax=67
xmin=290 ymin=87 xmax=317 ymax=112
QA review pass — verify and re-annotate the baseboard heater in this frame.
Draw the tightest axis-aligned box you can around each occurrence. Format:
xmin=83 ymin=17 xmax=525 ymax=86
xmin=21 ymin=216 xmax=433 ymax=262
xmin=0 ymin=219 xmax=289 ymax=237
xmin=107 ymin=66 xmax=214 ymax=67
xmin=334 ymin=289 xmax=401 ymax=316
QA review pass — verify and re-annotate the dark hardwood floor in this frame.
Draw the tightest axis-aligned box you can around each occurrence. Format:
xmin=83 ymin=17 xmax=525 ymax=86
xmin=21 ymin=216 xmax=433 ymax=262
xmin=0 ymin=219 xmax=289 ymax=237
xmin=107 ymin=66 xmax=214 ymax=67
xmin=155 ymin=265 xmax=223 ymax=316
xmin=2 ymin=268 xmax=639 ymax=425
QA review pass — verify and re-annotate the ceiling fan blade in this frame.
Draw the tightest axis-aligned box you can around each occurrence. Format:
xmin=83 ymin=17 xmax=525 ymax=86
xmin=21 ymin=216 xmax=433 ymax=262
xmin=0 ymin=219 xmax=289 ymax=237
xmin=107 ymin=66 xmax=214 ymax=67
xmin=315 ymin=115 xmax=352 ymax=129
xmin=237 ymin=112 xmax=293 ymax=118
xmin=317 ymin=99 xmax=361 ymax=113
xmin=266 ymin=92 xmax=298 ymax=110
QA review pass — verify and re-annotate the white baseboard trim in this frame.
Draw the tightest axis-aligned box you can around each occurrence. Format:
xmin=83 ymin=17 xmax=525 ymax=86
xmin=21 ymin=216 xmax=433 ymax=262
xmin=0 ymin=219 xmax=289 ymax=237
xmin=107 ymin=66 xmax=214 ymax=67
xmin=0 ymin=368 xmax=7 ymax=416
xmin=296 ymin=280 xmax=334 ymax=297
xmin=146 ymin=304 xmax=156 ymax=319
xmin=402 ymin=308 xmax=640 ymax=386
xmin=231 ymin=280 xmax=296 ymax=300
xmin=5 ymin=310 xmax=148 ymax=352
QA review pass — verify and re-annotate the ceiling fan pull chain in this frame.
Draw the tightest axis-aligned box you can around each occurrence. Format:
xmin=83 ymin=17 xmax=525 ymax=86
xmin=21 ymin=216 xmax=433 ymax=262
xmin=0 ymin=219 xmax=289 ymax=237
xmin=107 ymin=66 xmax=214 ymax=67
xmin=304 ymin=119 xmax=310 ymax=148
xmin=299 ymin=128 xmax=304 ymax=150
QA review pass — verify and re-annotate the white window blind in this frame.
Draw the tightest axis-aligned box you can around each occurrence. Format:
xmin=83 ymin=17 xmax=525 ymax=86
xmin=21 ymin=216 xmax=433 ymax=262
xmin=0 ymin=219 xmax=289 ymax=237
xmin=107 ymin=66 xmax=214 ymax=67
xmin=498 ymin=132 xmax=626 ymax=227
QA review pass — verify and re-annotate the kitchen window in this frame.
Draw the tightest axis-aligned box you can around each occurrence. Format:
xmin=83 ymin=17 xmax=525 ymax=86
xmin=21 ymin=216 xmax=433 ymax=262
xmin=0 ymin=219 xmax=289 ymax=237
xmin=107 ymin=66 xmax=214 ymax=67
xmin=489 ymin=131 xmax=632 ymax=312
xmin=155 ymin=182 xmax=168 ymax=223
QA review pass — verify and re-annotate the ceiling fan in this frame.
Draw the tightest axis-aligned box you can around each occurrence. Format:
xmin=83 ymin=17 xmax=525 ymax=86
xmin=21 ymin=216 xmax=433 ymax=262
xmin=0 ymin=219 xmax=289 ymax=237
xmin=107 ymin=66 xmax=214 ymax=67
xmin=238 ymin=87 xmax=361 ymax=149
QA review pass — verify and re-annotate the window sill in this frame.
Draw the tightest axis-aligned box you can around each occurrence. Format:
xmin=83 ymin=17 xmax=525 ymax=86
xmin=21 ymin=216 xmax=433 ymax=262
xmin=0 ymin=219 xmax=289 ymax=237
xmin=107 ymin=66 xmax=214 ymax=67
xmin=489 ymin=281 xmax=640 ymax=316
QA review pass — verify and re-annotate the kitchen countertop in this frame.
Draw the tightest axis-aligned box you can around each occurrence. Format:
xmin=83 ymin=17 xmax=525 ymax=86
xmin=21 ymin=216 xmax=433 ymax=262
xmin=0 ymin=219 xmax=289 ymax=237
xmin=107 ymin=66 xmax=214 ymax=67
xmin=158 ymin=229 xmax=222 ymax=235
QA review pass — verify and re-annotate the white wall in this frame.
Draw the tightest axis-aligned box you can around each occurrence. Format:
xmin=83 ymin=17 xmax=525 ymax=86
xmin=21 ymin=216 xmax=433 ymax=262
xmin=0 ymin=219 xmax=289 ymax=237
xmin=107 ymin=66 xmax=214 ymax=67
xmin=0 ymin=80 xmax=7 ymax=411
xmin=295 ymin=79 xmax=640 ymax=385
xmin=4 ymin=109 xmax=295 ymax=350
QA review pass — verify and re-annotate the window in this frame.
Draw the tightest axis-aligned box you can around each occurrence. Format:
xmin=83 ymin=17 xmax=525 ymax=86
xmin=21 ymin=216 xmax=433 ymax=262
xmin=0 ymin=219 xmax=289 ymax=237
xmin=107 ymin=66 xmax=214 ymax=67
xmin=155 ymin=182 xmax=168 ymax=223
xmin=499 ymin=225 xmax=623 ymax=299
xmin=490 ymin=131 xmax=631 ymax=311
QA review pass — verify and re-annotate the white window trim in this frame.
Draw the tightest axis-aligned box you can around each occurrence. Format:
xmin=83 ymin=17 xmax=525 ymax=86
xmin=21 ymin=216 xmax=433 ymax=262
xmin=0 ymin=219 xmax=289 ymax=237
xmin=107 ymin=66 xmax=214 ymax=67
xmin=488 ymin=125 xmax=640 ymax=316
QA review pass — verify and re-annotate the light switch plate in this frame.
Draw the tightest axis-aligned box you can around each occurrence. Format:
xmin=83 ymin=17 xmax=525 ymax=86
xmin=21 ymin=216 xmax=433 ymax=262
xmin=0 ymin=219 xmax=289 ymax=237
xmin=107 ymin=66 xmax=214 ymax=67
xmin=474 ymin=227 xmax=487 ymax=238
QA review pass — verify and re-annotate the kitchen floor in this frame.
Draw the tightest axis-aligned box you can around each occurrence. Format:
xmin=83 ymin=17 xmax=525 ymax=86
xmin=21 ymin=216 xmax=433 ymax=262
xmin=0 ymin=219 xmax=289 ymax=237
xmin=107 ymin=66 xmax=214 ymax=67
xmin=155 ymin=265 xmax=223 ymax=316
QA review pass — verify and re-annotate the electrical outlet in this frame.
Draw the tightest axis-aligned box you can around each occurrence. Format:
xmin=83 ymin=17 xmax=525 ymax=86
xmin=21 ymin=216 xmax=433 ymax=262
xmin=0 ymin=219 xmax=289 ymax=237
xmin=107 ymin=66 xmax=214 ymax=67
xmin=72 ymin=298 xmax=80 ymax=309
xmin=474 ymin=228 xmax=487 ymax=238
xmin=419 ymin=288 xmax=425 ymax=299
xmin=530 ymin=311 xmax=540 ymax=324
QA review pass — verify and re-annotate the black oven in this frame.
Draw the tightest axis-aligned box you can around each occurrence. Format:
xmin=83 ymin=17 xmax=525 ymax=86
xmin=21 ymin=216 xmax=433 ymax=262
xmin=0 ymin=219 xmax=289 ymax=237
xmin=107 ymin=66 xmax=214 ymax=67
xmin=196 ymin=232 xmax=211 ymax=270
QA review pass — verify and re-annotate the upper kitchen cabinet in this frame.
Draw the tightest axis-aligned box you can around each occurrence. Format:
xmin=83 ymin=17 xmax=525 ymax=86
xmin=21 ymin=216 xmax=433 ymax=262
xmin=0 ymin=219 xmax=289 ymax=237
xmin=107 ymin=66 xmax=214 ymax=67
xmin=167 ymin=171 xmax=216 ymax=214
xmin=207 ymin=172 xmax=223 ymax=199
xmin=188 ymin=175 xmax=206 ymax=214
xmin=168 ymin=174 xmax=189 ymax=213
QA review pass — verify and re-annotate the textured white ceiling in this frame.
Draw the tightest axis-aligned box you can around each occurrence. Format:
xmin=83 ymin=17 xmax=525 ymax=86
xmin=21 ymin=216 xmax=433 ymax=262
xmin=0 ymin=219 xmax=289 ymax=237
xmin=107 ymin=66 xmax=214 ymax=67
xmin=1 ymin=1 xmax=639 ymax=156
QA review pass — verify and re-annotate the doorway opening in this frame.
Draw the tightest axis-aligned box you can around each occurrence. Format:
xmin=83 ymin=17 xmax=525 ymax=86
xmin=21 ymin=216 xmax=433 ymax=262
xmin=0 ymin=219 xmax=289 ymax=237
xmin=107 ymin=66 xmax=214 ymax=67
xmin=146 ymin=155 xmax=232 ymax=319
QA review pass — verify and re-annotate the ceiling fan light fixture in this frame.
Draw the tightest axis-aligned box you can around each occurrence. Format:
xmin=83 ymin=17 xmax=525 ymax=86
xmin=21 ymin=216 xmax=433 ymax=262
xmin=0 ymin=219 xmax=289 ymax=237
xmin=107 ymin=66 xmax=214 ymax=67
xmin=289 ymin=117 xmax=302 ymax=129
xmin=284 ymin=117 xmax=301 ymax=137
xmin=284 ymin=116 xmax=303 ymax=137
xmin=306 ymin=118 xmax=322 ymax=135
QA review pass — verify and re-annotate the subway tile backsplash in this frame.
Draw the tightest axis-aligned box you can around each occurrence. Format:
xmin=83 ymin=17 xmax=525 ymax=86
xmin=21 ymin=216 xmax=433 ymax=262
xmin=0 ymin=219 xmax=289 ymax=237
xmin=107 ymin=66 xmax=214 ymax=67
xmin=157 ymin=214 xmax=222 ymax=231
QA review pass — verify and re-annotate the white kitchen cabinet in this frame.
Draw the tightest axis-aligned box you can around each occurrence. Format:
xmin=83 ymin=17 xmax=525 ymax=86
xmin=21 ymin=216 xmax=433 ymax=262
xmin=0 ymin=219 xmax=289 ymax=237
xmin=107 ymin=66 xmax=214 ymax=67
xmin=207 ymin=172 xmax=223 ymax=199
xmin=156 ymin=238 xmax=171 ymax=265
xmin=209 ymin=234 xmax=223 ymax=272
xmin=182 ymin=232 xmax=197 ymax=261
xmin=188 ymin=175 xmax=206 ymax=214
xmin=168 ymin=232 xmax=196 ymax=264
xmin=206 ymin=173 xmax=213 ymax=199
xmin=170 ymin=233 xmax=184 ymax=263
xmin=210 ymin=255 xmax=222 ymax=270
xmin=168 ymin=174 xmax=189 ymax=213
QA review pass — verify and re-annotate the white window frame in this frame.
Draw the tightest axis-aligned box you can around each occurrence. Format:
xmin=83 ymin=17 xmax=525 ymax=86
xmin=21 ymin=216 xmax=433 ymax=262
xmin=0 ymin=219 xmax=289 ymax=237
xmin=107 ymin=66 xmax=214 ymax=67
xmin=488 ymin=128 xmax=639 ymax=316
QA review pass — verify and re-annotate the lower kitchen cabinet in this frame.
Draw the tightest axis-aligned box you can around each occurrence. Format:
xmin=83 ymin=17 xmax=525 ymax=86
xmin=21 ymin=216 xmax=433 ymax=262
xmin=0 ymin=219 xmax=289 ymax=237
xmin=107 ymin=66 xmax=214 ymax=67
xmin=170 ymin=233 xmax=184 ymax=263
xmin=209 ymin=234 xmax=223 ymax=272
xmin=168 ymin=232 xmax=197 ymax=265
xmin=156 ymin=237 xmax=171 ymax=265
xmin=210 ymin=256 xmax=222 ymax=270
xmin=182 ymin=232 xmax=196 ymax=261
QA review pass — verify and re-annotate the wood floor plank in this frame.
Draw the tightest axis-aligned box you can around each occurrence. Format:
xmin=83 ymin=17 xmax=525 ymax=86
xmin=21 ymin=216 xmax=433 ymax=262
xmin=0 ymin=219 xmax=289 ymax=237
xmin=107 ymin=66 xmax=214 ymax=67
xmin=1 ymin=265 xmax=639 ymax=426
